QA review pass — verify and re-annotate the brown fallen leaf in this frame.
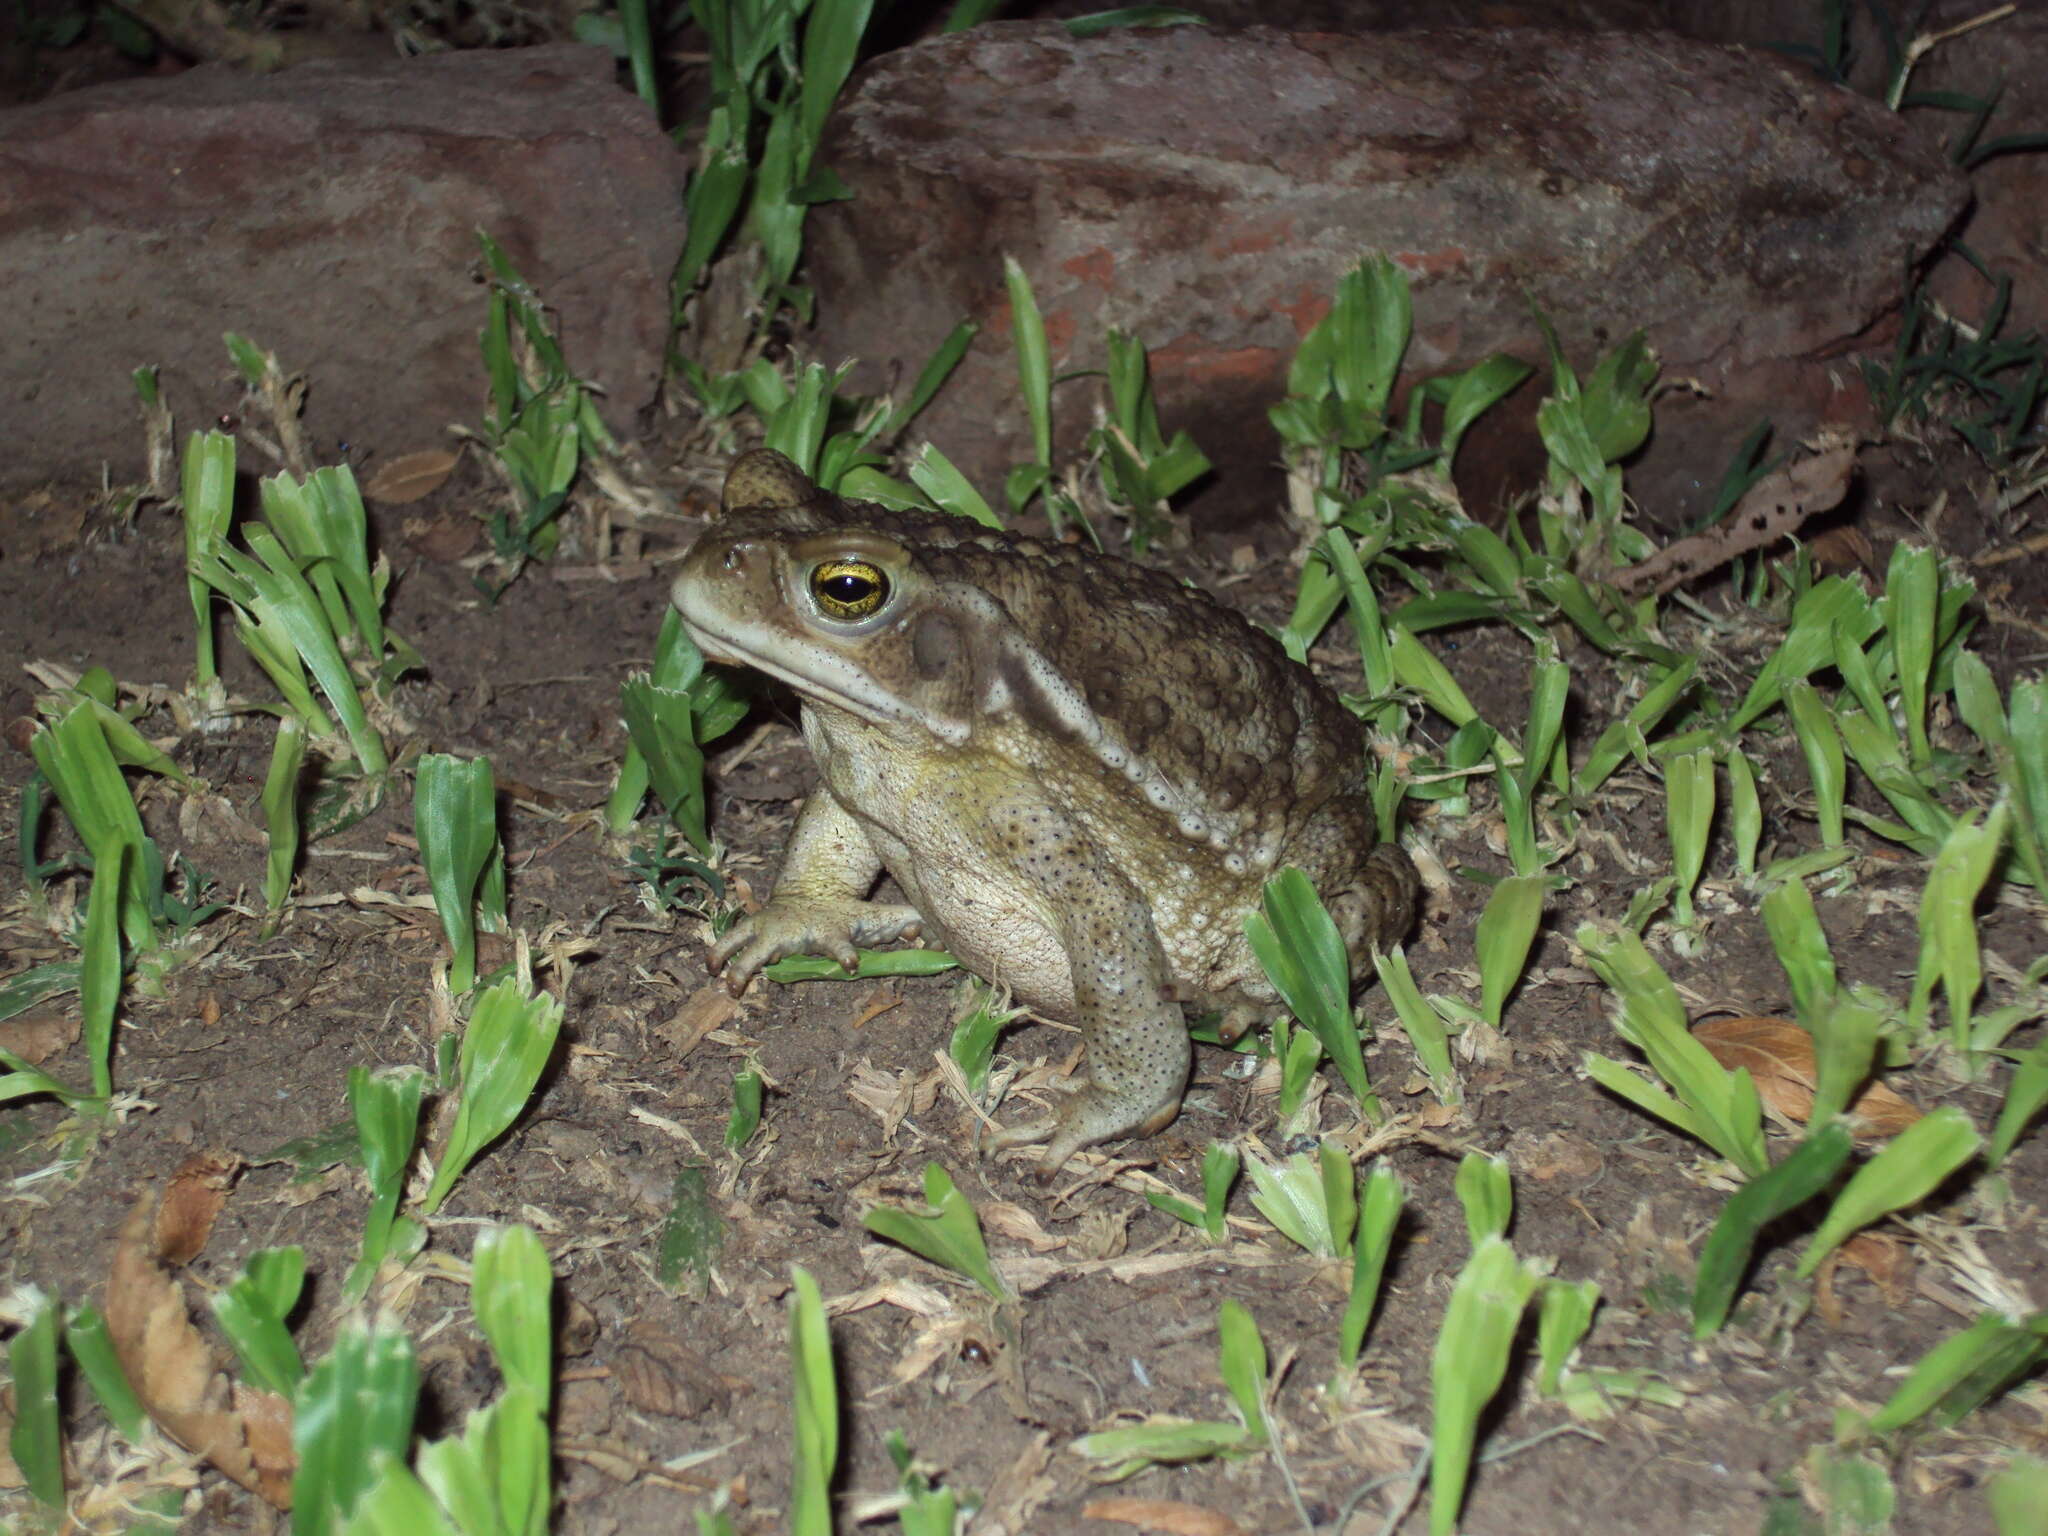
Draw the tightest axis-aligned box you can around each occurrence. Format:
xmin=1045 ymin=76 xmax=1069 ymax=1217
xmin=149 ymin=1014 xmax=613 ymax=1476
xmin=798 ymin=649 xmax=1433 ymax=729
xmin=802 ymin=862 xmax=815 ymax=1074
xmin=402 ymin=509 xmax=481 ymax=562
xmin=1692 ymin=1017 xmax=1921 ymax=1139
xmin=1613 ymin=437 xmax=1857 ymax=597
xmin=363 ymin=447 xmax=459 ymax=505
xmin=155 ymin=1151 xmax=243 ymax=1267
xmin=0 ymin=1005 xmax=79 ymax=1065
xmin=106 ymin=1191 xmax=293 ymax=1508
xmin=657 ymin=986 xmax=740 ymax=1060
xmin=1081 ymin=1497 xmax=1247 ymax=1536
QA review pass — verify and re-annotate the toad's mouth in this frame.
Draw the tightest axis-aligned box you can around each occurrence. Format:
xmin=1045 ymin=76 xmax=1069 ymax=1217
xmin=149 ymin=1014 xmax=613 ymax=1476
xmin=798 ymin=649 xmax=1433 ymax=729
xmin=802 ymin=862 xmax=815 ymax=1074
xmin=672 ymin=606 xmax=910 ymax=733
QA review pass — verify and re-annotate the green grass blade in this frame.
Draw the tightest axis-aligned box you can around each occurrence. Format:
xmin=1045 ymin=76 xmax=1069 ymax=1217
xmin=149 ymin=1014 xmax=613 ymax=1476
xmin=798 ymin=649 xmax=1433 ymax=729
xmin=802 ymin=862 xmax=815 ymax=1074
xmin=1797 ymin=1106 xmax=1982 ymax=1278
xmin=1339 ymin=1160 xmax=1405 ymax=1368
xmin=1372 ymin=946 xmax=1458 ymax=1105
xmin=212 ymin=1246 xmax=308 ymax=1398
xmin=1725 ymin=748 xmax=1763 ymax=880
xmin=1784 ymin=682 xmax=1846 ymax=847
xmin=1578 ymin=923 xmax=1767 ymax=1175
xmin=1883 ymin=541 xmax=1939 ymax=767
xmin=1988 ymin=1034 xmax=2048 ymax=1168
xmin=1429 ymin=1236 xmax=1544 ymax=1536
xmin=422 ymin=975 xmax=566 ymax=1215
xmin=472 ymin=1223 xmax=553 ymax=1413
xmin=181 ymin=429 xmax=236 ymax=686
xmin=725 ymin=1066 xmax=764 ymax=1151
xmin=1244 ymin=1146 xmax=1340 ymax=1257
xmin=342 ymin=1066 xmax=427 ymax=1304
xmin=1692 ymin=1123 xmax=1854 ymax=1337
xmin=1912 ymin=802 xmax=2009 ymax=1052
xmin=1244 ymin=867 xmax=1375 ymax=1119
xmin=1535 ymin=1279 xmax=1600 ymax=1396
xmin=414 ymin=754 xmax=499 ymax=994
xmin=1454 ymin=1151 xmax=1512 ymax=1247
xmin=293 ymin=1320 xmax=420 ymax=1536
xmin=861 ymin=1163 xmax=1009 ymax=1298
xmin=79 ymin=838 xmax=125 ymax=1100
xmin=64 ymin=1302 xmax=147 ymax=1443
xmin=1216 ymin=1300 xmax=1270 ymax=1446
xmin=8 ymin=1288 xmax=64 ymax=1513
xmin=907 ymin=442 xmax=1003 ymax=528
xmin=263 ymin=717 xmax=307 ymax=925
xmin=1003 ymin=254 xmax=1054 ymax=476
xmin=1869 ymin=1308 xmax=2048 ymax=1435
xmin=789 ymin=1266 xmax=839 ymax=1536
xmin=1475 ymin=874 xmax=1545 ymax=1029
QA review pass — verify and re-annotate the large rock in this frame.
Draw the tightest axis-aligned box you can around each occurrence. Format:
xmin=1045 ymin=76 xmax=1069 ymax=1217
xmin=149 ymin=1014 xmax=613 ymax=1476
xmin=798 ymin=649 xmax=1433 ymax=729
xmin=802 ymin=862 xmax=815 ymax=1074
xmin=0 ymin=43 xmax=687 ymax=493
xmin=807 ymin=23 xmax=1968 ymax=527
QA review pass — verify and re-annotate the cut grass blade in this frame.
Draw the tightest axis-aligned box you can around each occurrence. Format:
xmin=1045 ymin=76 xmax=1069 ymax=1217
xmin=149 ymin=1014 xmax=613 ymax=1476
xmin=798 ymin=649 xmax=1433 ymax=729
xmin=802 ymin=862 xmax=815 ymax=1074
xmin=1578 ymin=923 xmax=1767 ymax=1176
xmin=293 ymin=1317 xmax=421 ymax=1536
xmin=1691 ymin=1123 xmax=1854 ymax=1337
xmin=1144 ymin=1141 xmax=1239 ymax=1242
xmin=861 ymin=1163 xmax=1009 ymax=1299
xmin=414 ymin=754 xmax=502 ymax=995
xmin=421 ymin=973 xmax=566 ymax=1215
xmin=1372 ymin=946 xmax=1459 ymax=1105
xmin=8 ymin=1287 xmax=64 ymax=1516
xmin=1909 ymin=801 xmax=2009 ymax=1054
xmin=212 ymin=1246 xmax=308 ymax=1399
xmin=1664 ymin=747 xmax=1715 ymax=930
xmin=262 ymin=717 xmax=307 ymax=933
xmin=1454 ymin=1151 xmax=1513 ymax=1247
xmin=1796 ymin=1106 xmax=1982 ymax=1278
xmin=1338 ymin=1159 xmax=1405 ymax=1369
xmin=1988 ymin=1033 xmax=2048 ymax=1168
xmin=1216 ymin=1300 xmax=1271 ymax=1447
xmin=1475 ymin=874 xmax=1545 ymax=1028
xmin=789 ymin=1265 xmax=839 ymax=1536
xmin=1429 ymin=1235 xmax=1545 ymax=1536
xmin=63 ymin=1301 xmax=147 ymax=1444
xmin=1245 ymin=867 xmax=1377 ymax=1121
xmin=342 ymin=1066 xmax=427 ymax=1304
xmin=1244 ymin=1141 xmax=1354 ymax=1259
xmin=1868 ymin=1307 xmax=2048 ymax=1436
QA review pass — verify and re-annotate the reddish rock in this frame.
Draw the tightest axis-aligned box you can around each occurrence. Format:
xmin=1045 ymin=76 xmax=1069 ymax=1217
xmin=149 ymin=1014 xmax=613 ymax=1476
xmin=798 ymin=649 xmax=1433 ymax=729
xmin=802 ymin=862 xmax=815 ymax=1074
xmin=0 ymin=44 xmax=687 ymax=493
xmin=806 ymin=23 xmax=1967 ymax=527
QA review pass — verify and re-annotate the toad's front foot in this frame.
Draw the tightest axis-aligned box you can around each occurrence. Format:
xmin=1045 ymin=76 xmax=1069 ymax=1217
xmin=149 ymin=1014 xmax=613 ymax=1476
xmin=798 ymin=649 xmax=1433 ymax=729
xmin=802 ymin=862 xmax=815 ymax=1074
xmin=708 ymin=897 xmax=923 ymax=993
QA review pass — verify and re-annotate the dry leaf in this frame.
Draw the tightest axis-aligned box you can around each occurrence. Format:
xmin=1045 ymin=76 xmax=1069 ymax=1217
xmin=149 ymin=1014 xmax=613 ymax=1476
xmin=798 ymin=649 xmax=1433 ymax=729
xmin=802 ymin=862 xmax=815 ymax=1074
xmin=613 ymin=1319 xmax=732 ymax=1421
xmin=1614 ymin=438 xmax=1857 ymax=597
xmin=1692 ymin=1017 xmax=1921 ymax=1139
xmin=363 ymin=448 xmax=458 ymax=504
xmin=657 ymin=987 xmax=739 ymax=1060
xmin=1506 ymin=1128 xmax=1604 ymax=1182
xmin=401 ymin=509 xmax=480 ymax=562
xmin=154 ymin=1151 xmax=242 ymax=1266
xmin=1081 ymin=1497 xmax=1247 ymax=1536
xmin=0 ymin=1005 xmax=79 ymax=1065
xmin=105 ymin=1193 xmax=293 ymax=1508
xmin=1809 ymin=524 xmax=1876 ymax=576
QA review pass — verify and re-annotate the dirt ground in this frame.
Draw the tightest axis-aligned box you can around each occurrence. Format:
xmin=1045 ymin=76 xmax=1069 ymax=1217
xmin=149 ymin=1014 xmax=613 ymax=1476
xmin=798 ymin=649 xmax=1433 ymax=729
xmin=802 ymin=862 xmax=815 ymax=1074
xmin=1 ymin=407 xmax=2045 ymax=1536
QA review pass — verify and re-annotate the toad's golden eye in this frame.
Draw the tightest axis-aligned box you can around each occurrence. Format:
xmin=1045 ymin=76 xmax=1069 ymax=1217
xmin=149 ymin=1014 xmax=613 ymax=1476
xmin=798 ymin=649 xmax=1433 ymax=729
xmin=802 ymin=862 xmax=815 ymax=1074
xmin=810 ymin=559 xmax=889 ymax=620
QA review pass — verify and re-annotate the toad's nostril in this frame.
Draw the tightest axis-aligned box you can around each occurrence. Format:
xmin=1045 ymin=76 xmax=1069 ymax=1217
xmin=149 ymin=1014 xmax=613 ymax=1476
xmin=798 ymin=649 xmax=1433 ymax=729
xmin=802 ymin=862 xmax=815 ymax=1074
xmin=722 ymin=546 xmax=744 ymax=572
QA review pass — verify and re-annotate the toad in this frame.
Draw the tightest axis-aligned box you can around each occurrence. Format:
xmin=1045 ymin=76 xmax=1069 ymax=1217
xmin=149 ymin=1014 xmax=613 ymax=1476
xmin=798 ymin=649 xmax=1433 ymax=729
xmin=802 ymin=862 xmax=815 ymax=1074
xmin=671 ymin=450 xmax=1419 ymax=1174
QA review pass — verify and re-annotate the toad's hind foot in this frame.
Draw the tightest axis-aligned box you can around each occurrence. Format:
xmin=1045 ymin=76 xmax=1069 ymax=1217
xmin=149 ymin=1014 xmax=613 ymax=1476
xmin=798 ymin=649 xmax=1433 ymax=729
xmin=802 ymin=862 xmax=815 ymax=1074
xmin=987 ymin=1087 xmax=1183 ymax=1182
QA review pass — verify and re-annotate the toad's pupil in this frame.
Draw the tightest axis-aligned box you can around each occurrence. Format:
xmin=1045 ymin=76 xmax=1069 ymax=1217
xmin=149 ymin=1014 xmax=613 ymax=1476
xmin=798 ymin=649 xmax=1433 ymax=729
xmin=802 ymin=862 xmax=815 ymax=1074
xmin=823 ymin=574 xmax=876 ymax=605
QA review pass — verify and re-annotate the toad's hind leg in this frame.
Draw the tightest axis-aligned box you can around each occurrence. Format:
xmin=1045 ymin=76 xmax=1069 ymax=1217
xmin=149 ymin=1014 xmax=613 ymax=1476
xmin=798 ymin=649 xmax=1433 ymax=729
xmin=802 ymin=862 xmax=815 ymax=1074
xmin=981 ymin=793 xmax=1190 ymax=1177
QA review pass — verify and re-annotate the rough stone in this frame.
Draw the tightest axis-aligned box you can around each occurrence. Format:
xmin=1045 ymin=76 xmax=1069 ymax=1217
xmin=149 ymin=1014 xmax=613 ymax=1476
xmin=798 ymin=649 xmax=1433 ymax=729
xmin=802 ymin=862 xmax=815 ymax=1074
xmin=0 ymin=43 xmax=687 ymax=493
xmin=806 ymin=23 xmax=1968 ymax=527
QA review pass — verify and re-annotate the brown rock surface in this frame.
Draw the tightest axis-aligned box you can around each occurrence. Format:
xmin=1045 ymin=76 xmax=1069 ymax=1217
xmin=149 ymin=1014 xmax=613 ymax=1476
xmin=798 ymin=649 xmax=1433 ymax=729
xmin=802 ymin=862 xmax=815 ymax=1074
xmin=807 ymin=23 xmax=1968 ymax=525
xmin=0 ymin=43 xmax=687 ymax=493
